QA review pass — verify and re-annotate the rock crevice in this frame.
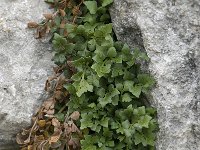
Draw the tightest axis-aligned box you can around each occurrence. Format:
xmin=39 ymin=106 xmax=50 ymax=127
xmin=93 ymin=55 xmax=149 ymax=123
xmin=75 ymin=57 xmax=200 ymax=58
xmin=110 ymin=0 xmax=200 ymax=149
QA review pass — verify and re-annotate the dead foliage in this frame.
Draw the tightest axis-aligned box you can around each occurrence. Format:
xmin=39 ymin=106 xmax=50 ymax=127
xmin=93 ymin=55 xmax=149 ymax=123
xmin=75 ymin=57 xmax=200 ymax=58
xmin=17 ymin=1 xmax=85 ymax=149
xmin=16 ymin=64 xmax=82 ymax=150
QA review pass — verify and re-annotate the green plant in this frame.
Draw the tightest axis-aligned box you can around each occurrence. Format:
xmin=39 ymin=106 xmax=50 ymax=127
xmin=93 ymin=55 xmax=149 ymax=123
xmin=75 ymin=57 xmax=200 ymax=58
xmin=17 ymin=0 xmax=157 ymax=149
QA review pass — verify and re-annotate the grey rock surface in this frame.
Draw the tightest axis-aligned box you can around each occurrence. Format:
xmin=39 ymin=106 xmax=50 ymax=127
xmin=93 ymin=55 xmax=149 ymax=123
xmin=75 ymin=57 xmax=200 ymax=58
xmin=0 ymin=0 xmax=54 ymax=149
xmin=110 ymin=0 xmax=200 ymax=150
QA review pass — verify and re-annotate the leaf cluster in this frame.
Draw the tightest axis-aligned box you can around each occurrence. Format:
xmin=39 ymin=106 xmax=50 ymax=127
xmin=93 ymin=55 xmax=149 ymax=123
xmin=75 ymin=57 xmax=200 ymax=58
xmin=18 ymin=0 xmax=158 ymax=150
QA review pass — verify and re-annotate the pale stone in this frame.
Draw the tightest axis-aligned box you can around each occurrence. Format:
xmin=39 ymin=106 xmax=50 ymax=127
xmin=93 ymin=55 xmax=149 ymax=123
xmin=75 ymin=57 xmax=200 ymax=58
xmin=110 ymin=0 xmax=200 ymax=149
xmin=0 ymin=0 xmax=54 ymax=149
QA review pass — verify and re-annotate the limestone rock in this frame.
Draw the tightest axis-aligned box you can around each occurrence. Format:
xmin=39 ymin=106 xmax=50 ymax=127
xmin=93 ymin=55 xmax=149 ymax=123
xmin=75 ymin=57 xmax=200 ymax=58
xmin=0 ymin=0 xmax=54 ymax=149
xmin=110 ymin=0 xmax=200 ymax=149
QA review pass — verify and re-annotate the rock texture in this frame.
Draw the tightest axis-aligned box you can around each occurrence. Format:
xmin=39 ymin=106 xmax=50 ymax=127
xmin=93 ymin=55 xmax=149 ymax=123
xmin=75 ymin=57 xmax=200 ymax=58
xmin=110 ymin=0 xmax=200 ymax=150
xmin=0 ymin=0 xmax=54 ymax=149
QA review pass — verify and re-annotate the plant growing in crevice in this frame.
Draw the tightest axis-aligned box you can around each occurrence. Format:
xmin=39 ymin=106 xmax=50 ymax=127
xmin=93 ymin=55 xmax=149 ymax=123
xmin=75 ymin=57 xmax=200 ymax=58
xmin=17 ymin=0 xmax=158 ymax=149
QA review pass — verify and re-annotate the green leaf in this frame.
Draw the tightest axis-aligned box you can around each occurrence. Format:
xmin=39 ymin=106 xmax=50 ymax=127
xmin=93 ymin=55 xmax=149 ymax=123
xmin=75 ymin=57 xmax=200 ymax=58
xmin=111 ymin=122 xmax=119 ymax=129
xmin=75 ymin=75 xmax=93 ymax=97
xmin=100 ymin=14 xmax=110 ymax=22
xmin=130 ymin=85 xmax=142 ymax=98
xmin=53 ymin=53 xmax=66 ymax=64
xmin=87 ymin=73 xmax=100 ymax=87
xmin=53 ymin=33 xmax=75 ymax=54
xmin=111 ymin=64 xmax=123 ymax=77
xmin=88 ymin=39 xmax=96 ymax=51
xmin=54 ymin=113 xmax=65 ymax=122
xmin=80 ymin=113 xmax=94 ymax=129
xmin=122 ymin=93 xmax=132 ymax=102
xmin=138 ymin=115 xmax=152 ymax=128
xmin=96 ymin=88 xmax=105 ymax=98
xmin=122 ymin=120 xmax=130 ymax=129
xmin=94 ymin=24 xmax=112 ymax=38
xmin=84 ymin=1 xmax=98 ymax=14
xmin=102 ymin=0 xmax=113 ymax=7
xmin=121 ymin=43 xmax=130 ymax=54
xmin=115 ymin=81 xmax=123 ymax=91
xmin=124 ymin=129 xmax=132 ymax=137
xmin=138 ymin=74 xmax=155 ymax=88
xmin=99 ymin=88 xmax=120 ymax=107
xmin=91 ymin=62 xmax=111 ymax=77
xmin=123 ymin=80 xmax=134 ymax=91
xmin=134 ymin=132 xmax=147 ymax=146
xmin=65 ymin=24 xmax=75 ymax=33
xmin=71 ymin=72 xmax=83 ymax=81
xmin=84 ymin=13 xmax=97 ymax=24
xmin=54 ymin=16 xmax=61 ymax=26
xmin=100 ymin=117 xmax=109 ymax=128
xmin=112 ymin=95 xmax=119 ymax=105
xmin=107 ymin=141 xmax=114 ymax=147
xmin=107 ymin=47 xmax=117 ymax=57
xmin=137 ymin=106 xmax=146 ymax=115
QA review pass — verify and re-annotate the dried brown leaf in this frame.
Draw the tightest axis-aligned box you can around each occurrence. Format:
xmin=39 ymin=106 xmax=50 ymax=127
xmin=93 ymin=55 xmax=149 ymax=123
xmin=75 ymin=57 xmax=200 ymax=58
xmin=69 ymin=111 xmax=80 ymax=121
xmin=55 ymin=90 xmax=62 ymax=100
xmin=68 ymin=138 xmax=80 ymax=149
xmin=59 ymin=9 xmax=66 ymax=17
xmin=50 ymin=141 xmax=62 ymax=149
xmin=52 ymin=118 xmax=60 ymax=127
xmin=27 ymin=22 xmax=39 ymax=28
xmin=34 ymin=135 xmax=45 ymax=143
xmin=21 ymin=128 xmax=30 ymax=135
xmin=16 ymin=133 xmax=27 ymax=145
xmin=49 ymin=130 xmax=61 ymax=144
xmin=42 ymin=98 xmax=55 ymax=110
xmin=60 ymin=22 xmax=65 ymax=29
xmin=37 ymin=120 xmax=46 ymax=128
xmin=37 ymin=140 xmax=49 ymax=150
xmin=45 ymin=25 xmax=51 ymax=34
xmin=72 ymin=6 xmax=80 ymax=16
xmin=43 ymin=13 xmax=53 ymax=20
xmin=44 ymin=109 xmax=55 ymax=115
xmin=28 ymin=145 xmax=33 ymax=150
xmin=63 ymin=29 xmax=68 ymax=37
xmin=35 ymin=28 xmax=40 ymax=39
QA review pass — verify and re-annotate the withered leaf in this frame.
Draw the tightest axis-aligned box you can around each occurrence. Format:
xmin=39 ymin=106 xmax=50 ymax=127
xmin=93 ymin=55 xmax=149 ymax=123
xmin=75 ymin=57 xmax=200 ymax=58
xmin=21 ymin=128 xmax=30 ymax=135
xmin=42 ymin=98 xmax=55 ymax=110
xmin=59 ymin=9 xmax=66 ymax=17
xmin=16 ymin=133 xmax=27 ymax=145
xmin=44 ymin=109 xmax=55 ymax=115
xmin=34 ymin=135 xmax=45 ymax=142
xmin=43 ymin=13 xmax=53 ymax=20
xmin=49 ymin=130 xmax=62 ymax=144
xmin=37 ymin=120 xmax=46 ymax=128
xmin=63 ymin=29 xmax=68 ymax=37
xmin=68 ymin=138 xmax=80 ymax=149
xmin=66 ymin=122 xmax=80 ymax=134
xmin=46 ymin=25 xmax=51 ymax=34
xmin=60 ymin=22 xmax=65 ymax=29
xmin=52 ymin=118 xmax=60 ymax=127
xmin=37 ymin=140 xmax=49 ymax=150
xmin=27 ymin=145 xmax=33 ymax=150
xmin=69 ymin=111 xmax=80 ymax=121
xmin=27 ymin=22 xmax=39 ymax=28
xmin=72 ymin=6 xmax=80 ymax=15
xmin=50 ymin=141 xmax=62 ymax=149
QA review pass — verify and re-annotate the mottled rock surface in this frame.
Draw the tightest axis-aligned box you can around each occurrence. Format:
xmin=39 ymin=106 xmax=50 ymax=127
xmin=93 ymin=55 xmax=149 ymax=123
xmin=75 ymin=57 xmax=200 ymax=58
xmin=110 ymin=0 xmax=200 ymax=150
xmin=0 ymin=0 xmax=53 ymax=149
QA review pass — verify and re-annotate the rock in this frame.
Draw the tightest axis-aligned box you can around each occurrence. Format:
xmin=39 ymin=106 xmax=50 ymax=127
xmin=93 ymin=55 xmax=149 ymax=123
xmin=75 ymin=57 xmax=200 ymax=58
xmin=0 ymin=0 xmax=54 ymax=149
xmin=110 ymin=0 xmax=200 ymax=149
